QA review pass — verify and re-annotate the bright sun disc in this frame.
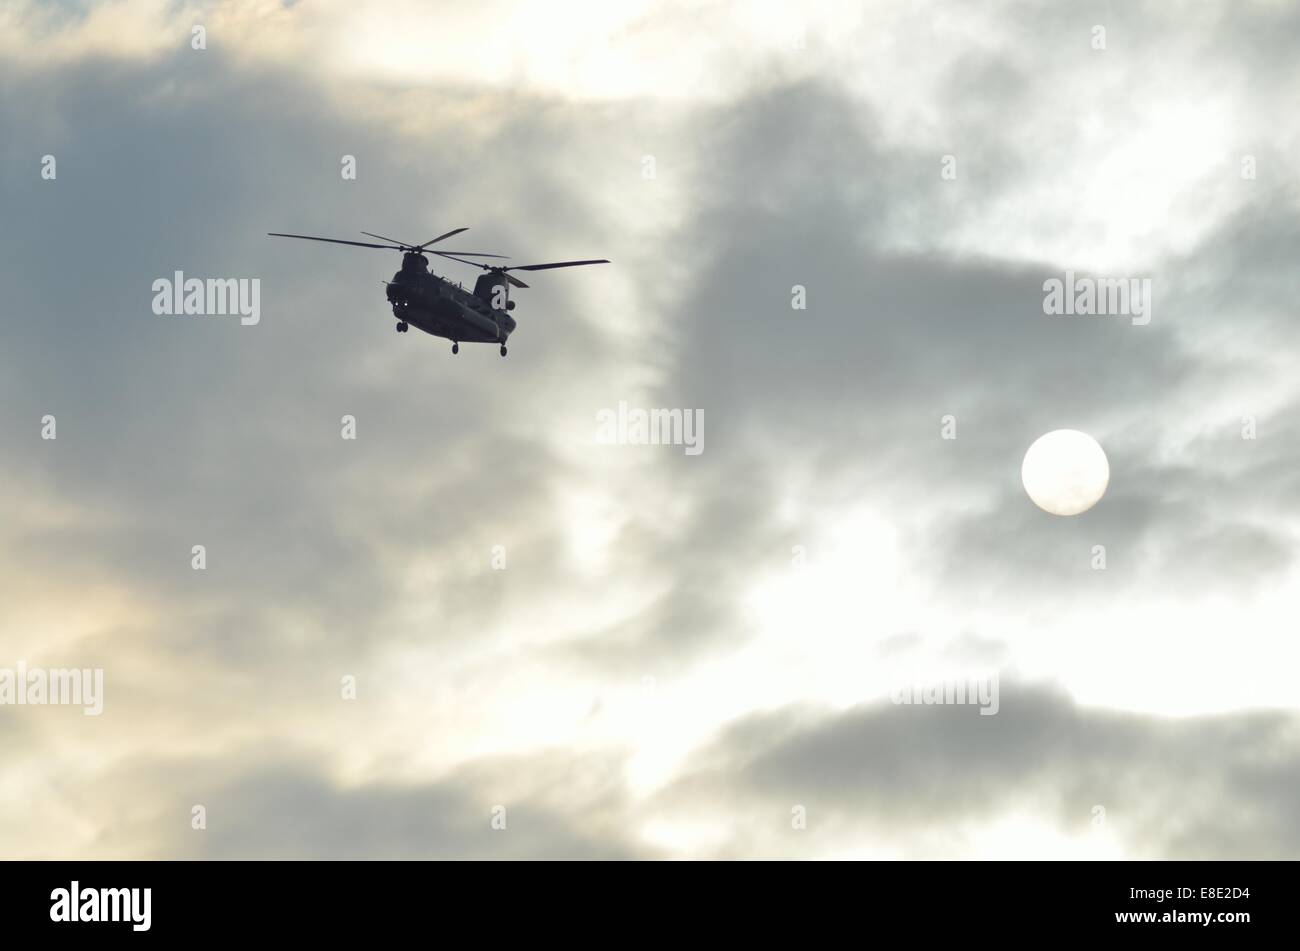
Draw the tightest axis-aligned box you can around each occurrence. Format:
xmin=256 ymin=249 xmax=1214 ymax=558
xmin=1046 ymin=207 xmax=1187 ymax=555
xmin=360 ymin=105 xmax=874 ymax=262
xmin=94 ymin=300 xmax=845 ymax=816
xmin=1021 ymin=429 xmax=1109 ymax=516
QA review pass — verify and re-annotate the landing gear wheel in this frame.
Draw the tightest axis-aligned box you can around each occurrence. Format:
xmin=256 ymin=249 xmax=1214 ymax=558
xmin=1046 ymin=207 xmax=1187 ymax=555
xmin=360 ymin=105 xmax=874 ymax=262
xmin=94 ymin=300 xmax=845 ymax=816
xmin=452 ymin=342 xmax=459 ymax=354
xmin=396 ymin=321 xmax=408 ymax=333
xmin=499 ymin=345 xmax=507 ymax=357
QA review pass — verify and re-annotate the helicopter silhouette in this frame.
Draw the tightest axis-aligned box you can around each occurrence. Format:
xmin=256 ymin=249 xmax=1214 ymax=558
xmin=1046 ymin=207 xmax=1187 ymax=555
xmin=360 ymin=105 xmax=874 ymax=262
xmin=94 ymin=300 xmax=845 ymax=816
xmin=268 ymin=228 xmax=608 ymax=356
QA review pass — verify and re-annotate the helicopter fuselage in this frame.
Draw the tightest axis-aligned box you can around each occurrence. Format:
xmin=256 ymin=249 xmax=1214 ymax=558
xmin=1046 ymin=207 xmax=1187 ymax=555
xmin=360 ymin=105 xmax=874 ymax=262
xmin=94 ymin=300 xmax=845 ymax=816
xmin=386 ymin=253 xmax=516 ymax=345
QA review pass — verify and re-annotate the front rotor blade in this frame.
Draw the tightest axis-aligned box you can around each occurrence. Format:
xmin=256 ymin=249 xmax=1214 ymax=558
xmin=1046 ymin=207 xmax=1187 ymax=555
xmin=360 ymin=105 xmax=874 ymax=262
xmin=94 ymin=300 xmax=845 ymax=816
xmin=435 ymin=250 xmax=511 ymax=259
xmin=418 ymin=227 xmax=469 ymax=249
xmin=430 ymin=251 xmax=494 ymax=268
xmin=268 ymin=233 xmax=402 ymax=250
xmin=504 ymin=273 xmax=529 ymax=288
xmin=360 ymin=230 xmax=414 ymax=246
xmin=508 ymin=259 xmax=610 ymax=271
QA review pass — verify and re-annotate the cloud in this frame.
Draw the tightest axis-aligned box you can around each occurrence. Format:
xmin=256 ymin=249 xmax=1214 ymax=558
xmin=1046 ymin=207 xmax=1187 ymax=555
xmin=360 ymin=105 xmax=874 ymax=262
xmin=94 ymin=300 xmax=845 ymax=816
xmin=652 ymin=682 xmax=1300 ymax=859
xmin=2 ymin=0 xmax=1299 ymax=859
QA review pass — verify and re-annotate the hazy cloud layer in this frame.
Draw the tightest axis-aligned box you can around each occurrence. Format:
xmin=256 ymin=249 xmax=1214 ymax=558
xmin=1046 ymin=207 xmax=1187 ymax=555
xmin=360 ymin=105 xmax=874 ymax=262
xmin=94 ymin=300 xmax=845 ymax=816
xmin=1 ymin=0 xmax=1298 ymax=859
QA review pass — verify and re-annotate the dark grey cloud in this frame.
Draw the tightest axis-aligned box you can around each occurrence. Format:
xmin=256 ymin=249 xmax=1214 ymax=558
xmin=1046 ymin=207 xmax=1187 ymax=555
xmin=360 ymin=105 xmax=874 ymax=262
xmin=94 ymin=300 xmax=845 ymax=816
xmin=656 ymin=683 xmax=1300 ymax=859
xmin=0 ymin=48 xmax=652 ymax=660
xmin=27 ymin=747 xmax=653 ymax=860
xmin=652 ymin=76 xmax=1300 ymax=608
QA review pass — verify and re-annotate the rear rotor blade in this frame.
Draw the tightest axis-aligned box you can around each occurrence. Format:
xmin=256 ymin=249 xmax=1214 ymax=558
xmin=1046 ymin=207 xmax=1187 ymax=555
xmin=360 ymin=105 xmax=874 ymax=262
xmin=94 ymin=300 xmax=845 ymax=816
xmin=432 ymin=254 xmax=531 ymax=287
xmin=508 ymin=259 xmax=610 ymax=272
xmin=268 ymin=233 xmax=403 ymax=250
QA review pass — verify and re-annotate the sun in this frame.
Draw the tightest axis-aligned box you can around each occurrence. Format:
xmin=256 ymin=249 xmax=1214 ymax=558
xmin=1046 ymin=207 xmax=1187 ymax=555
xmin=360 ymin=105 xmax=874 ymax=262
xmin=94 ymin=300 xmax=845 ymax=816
xmin=1021 ymin=430 xmax=1109 ymax=516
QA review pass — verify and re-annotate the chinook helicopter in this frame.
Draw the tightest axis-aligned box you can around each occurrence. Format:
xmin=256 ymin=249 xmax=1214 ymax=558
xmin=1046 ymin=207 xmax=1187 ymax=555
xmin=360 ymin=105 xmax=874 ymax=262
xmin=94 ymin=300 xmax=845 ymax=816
xmin=268 ymin=228 xmax=608 ymax=355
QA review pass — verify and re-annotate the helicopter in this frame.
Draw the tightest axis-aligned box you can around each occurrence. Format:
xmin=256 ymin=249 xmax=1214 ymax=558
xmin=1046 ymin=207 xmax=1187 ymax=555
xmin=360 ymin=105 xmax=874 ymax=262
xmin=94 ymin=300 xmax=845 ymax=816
xmin=267 ymin=228 xmax=608 ymax=355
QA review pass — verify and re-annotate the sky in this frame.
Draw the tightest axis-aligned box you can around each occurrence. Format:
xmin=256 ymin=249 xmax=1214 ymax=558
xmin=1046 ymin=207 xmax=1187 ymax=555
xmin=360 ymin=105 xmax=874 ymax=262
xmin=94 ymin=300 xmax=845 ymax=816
xmin=1 ymin=0 xmax=1299 ymax=859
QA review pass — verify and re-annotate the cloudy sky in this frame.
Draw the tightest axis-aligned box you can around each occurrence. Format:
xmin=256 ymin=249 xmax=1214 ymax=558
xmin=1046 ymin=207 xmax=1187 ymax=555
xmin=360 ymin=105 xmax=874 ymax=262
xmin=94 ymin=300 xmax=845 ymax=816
xmin=2 ymin=0 xmax=1299 ymax=859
